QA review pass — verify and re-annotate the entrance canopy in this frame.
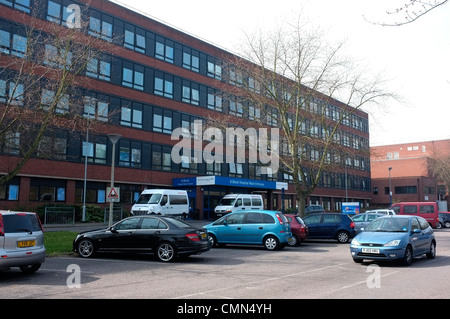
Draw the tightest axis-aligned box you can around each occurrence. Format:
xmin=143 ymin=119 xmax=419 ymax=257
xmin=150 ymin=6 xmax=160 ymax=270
xmin=173 ymin=176 xmax=288 ymax=190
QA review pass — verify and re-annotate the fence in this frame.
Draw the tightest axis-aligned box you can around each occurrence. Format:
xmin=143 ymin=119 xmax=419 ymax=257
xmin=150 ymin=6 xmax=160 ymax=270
xmin=104 ymin=206 xmax=123 ymax=224
xmin=44 ymin=206 xmax=76 ymax=225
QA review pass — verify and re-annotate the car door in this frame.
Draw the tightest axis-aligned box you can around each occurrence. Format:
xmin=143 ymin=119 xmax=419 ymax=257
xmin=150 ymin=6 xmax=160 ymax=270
xmin=160 ymin=195 xmax=170 ymax=215
xmin=243 ymin=212 xmax=266 ymax=244
xmin=321 ymin=214 xmax=340 ymax=238
xmin=410 ymin=217 xmax=428 ymax=255
xmin=135 ymin=217 xmax=168 ymax=251
xmin=102 ymin=217 xmax=142 ymax=250
xmin=220 ymin=212 xmax=246 ymax=243
xmin=303 ymin=214 xmax=322 ymax=238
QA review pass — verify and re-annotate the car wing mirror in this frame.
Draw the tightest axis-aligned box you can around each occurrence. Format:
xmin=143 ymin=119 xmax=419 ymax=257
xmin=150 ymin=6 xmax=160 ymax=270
xmin=412 ymin=228 xmax=421 ymax=234
xmin=109 ymin=226 xmax=118 ymax=233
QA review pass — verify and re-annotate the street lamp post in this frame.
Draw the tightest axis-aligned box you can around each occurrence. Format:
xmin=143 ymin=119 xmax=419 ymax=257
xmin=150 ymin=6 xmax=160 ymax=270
xmin=108 ymin=134 xmax=121 ymax=227
xmin=388 ymin=167 xmax=392 ymax=206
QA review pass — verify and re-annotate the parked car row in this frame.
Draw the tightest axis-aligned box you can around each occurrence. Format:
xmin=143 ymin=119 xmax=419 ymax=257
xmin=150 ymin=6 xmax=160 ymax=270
xmin=1 ymin=205 xmax=441 ymax=273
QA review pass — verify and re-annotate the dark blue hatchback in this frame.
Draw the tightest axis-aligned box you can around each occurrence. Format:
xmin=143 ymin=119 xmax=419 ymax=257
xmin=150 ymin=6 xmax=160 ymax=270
xmin=302 ymin=213 xmax=356 ymax=243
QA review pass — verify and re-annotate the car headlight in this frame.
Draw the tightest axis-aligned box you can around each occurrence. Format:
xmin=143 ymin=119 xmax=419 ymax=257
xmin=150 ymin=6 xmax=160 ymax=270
xmin=351 ymin=238 xmax=360 ymax=246
xmin=384 ymin=239 xmax=401 ymax=247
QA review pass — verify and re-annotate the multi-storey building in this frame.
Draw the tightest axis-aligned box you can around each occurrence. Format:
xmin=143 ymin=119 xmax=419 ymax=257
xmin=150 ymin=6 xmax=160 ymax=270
xmin=371 ymin=139 xmax=450 ymax=207
xmin=0 ymin=0 xmax=371 ymax=219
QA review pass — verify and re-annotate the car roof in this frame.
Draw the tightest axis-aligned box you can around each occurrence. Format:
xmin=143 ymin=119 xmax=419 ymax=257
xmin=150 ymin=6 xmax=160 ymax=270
xmin=227 ymin=210 xmax=280 ymax=215
xmin=0 ymin=210 xmax=36 ymax=215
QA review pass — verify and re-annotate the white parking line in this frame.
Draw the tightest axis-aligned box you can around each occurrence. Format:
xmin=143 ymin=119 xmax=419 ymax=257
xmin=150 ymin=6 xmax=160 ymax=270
xmin=173 ymin=263 xmax=347 ymax=299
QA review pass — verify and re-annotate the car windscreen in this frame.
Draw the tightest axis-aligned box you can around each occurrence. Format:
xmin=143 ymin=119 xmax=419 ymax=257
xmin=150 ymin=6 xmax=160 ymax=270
xmin=366 ymin=218 xmax=409 ymax=232
xmin=136 ymin=193 xmax=161 ymax=204
xmin=3 ymin=214 xmax=42 ymax=233
xmin=217 ymin=198 xmax=235 ymax=206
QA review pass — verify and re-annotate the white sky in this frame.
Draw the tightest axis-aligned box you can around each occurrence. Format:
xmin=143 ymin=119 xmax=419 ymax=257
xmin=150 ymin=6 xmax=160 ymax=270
xmin=114 ymin=0 xmax=450 ymax=146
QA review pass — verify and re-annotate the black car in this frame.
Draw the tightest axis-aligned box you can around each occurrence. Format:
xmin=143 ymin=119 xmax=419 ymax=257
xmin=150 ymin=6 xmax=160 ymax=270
xmin=73 ymin=216 xmax=210 ymax=262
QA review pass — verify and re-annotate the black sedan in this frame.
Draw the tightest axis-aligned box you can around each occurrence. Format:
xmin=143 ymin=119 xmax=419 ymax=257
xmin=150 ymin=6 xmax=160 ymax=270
xmin=73 ymin=216 xmax=210 ymax=262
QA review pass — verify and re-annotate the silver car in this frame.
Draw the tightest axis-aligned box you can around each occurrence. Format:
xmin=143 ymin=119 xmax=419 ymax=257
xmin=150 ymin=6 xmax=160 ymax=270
xmin=352 ymin=213 xmax=384 ymax=234
xmin=0 ymin=211 xmax=46 ymax=273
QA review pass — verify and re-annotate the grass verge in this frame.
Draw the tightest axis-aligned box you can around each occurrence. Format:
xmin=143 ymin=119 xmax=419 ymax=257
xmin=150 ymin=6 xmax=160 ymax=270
xmin=44 ymin=231 xmax=78 ymax=256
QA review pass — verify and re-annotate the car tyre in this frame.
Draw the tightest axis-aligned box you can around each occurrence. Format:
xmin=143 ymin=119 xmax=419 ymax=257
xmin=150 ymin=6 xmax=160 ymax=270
xmin=264 ymin=235 xmax=279 ymax=251
xmin=402 ymin=245 xmax=413 ymax=266
xmin=77 ymin=238 xmax=95 ymax=258
xmin=19 ymin=263 xmax=41 ymax=273
xmin=426 ymin=241 xmax=436 ymax=259
xmin=445 ymin=221 xmax=450 ymax=228
xmin=156 ymin=242 xmax=176 ymax=262
xmin=336 ymin=231 xmax=350 ymax=243
xmin=288 ymin=235 xmax=299 ymax=247
xmin=208 ymin=234 xmax=217 ymax=247
xmin=436 ymin=222 xmax=442 ymax=229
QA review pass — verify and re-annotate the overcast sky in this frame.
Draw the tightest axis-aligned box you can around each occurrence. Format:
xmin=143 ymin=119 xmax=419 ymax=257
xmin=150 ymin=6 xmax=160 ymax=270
xmin=113 ymin=0 xmax=450 ymax=146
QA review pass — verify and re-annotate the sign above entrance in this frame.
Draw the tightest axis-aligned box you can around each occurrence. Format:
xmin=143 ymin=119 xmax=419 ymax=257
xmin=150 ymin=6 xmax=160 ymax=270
xmin=173 ymin=176 xmax=288 ymax=190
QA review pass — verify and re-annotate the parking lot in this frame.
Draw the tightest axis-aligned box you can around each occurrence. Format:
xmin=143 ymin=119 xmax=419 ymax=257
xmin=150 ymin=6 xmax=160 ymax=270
xmin=2 ymin=227 xmax=450 ymax=302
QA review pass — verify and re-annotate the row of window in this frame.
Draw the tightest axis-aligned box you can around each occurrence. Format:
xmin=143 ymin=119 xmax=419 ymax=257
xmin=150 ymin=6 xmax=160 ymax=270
xmin=0 ymin=0 xmax=369 ymax=134
xmin=373 ymin=185 xmax=436 ymax=195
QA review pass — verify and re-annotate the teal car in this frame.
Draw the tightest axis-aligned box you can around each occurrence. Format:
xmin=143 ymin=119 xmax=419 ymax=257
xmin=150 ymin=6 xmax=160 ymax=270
xmin=350 ymin=215 xmax=436 ymax=266
xmin=205 ymin=210 xmax=291 ymax=250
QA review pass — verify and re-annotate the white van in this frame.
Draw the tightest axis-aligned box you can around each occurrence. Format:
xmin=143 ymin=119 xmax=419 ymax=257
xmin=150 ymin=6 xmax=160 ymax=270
xmin=214 ymin=194 xmax=264 ymax=218
xmin=131 ymin=189 xmax=189 ymax=219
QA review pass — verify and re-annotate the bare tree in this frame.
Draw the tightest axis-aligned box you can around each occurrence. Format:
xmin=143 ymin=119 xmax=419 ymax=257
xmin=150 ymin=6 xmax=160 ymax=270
xmin=364 ymin=0 xmax=448 ymax=26
xmin=429 ymin=145 xmax=450 ymax=202
xmin=217 ymin=20 xmax=395 ymax=216
xmin=0 ymin=5 xmax=113 ymax=185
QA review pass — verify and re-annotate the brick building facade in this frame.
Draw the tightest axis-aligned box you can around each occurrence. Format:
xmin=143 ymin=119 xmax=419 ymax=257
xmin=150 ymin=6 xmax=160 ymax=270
xmin=0 ymin=0 xmax=371 ymax=219
xmin=371 ymin=139 xmax=450 ymax=207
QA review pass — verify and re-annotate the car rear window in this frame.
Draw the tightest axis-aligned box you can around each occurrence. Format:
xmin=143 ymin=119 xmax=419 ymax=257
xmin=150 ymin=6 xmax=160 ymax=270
xmin=3 ymin=214 xmax=42 ymax=233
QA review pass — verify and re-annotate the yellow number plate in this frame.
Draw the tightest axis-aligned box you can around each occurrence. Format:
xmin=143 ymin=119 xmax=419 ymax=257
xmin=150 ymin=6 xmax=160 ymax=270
xmin=17 ymin=240 xmax=36 ymax=248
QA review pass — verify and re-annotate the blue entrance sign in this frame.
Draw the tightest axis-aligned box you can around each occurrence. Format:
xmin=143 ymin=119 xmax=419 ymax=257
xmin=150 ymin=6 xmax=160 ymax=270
xmin=173 ymin=176 xmax=287 ymax=190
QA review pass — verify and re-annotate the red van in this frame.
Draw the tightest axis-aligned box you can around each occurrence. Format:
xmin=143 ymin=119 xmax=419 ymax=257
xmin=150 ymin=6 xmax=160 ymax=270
xmin=390 ymin=202 xmax=440 ymax=228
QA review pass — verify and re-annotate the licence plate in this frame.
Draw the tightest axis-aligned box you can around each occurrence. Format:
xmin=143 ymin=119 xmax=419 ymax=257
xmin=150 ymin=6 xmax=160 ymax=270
xmin=201 ymin=232 xmax=207 ymax=240
xmin=17 ymin=240 xmax=36 ymax=248
xmin=362 ymin=248 xmax=380 ymax=254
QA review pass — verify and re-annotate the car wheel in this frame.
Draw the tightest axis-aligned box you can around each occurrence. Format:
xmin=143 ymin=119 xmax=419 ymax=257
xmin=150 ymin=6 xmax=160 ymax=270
xmin=436 ymin=222 xmax=442 ymax=229
xmin=264 ymin=235 xmax=279 ymax=251
xmin=336 ymin=231 xmax=350 ymax=243
xmin=426 ymin=241 xmax=436 ymax=259
xmin=445 ymin=221 xmax=450 ymax=228
xmin=402 ymin=245 xmax=413 ymax=266
xmin=19 ymin=263 xmax=41 ymax=273
xmin=207 ymin=234 xmax=217 ymax=247
xmin=77 ymin=238 xmax=95 ymax=258
xmin=288 ymin=235 xmax=298 ymax=247
xmin=156 ymin=242 xmax=176 ymax=262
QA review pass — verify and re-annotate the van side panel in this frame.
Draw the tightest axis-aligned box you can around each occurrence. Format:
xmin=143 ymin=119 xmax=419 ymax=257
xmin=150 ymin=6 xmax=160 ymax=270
xmin=131 ymin=190 xmax=189 ymax=218
xmin=390 ymin=202 xmax=439 ymax=228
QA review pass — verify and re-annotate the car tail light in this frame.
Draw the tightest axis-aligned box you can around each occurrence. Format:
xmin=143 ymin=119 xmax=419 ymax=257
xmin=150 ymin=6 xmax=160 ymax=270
xmin=0 ymin=214 xmax=3 ymax=236
xmin=34 ymin=212 xmax=44 ymax=232
xmin=350 ymin=221 xmax=355 ymax=228
xmin=275 ymin=213 xmax=284 ymax=225
xmin=185 ymin=232 xmax=200 ymax=242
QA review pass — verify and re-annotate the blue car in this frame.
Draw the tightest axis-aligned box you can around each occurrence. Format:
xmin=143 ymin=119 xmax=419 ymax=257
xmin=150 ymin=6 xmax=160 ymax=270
xmin=302 ymin=213 xmax=356 ymax=243
xmin=350 ymin=215 xmax=436 ymax=266
xmin=204 ymin=210 xmax=291 ymax=250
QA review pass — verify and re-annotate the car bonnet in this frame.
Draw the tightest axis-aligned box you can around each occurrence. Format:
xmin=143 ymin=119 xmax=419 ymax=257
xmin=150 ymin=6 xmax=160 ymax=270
xmin=355 ymin=231 xmax=408 ymax=245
